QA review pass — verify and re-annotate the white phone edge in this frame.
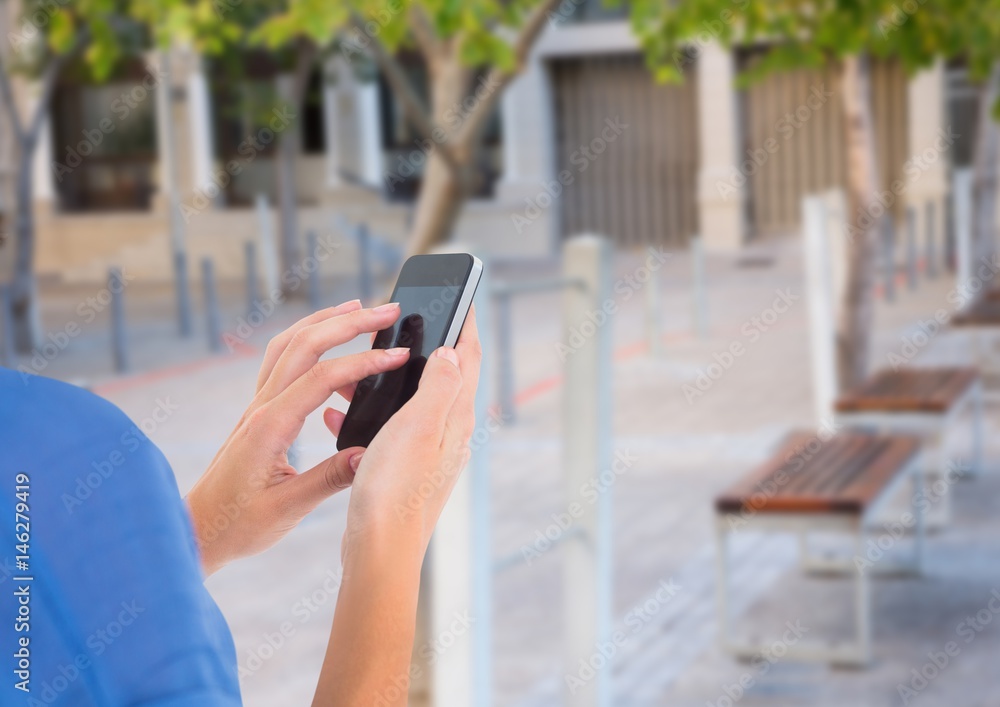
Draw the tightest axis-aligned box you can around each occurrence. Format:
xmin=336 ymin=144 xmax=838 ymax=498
xmin=442 ymin=255 xmax=483 ymax=348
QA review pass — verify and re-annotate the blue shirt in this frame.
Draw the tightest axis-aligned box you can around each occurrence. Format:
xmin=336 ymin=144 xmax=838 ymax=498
xmin=0 ymin=369 xmax=241 ymax=706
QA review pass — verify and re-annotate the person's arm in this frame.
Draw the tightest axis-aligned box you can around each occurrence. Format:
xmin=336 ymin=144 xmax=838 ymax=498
xmin=313 ymin=313 xmax=481 ymax=705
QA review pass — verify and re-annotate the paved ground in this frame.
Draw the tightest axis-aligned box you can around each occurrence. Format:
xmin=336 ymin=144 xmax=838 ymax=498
xmin=10 ymin=236 xmax=1000 ymax=706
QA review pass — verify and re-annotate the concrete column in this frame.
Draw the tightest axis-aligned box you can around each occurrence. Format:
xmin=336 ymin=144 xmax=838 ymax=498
xmin=696 ymin=43 xmax=744 ymax=252
xmin=906 ymin=59 xmax=948 ymax=267
xmin=497 ymin=54 xmax=552 ymax=198
xmin=357 ymin=78 xmax=382 ymax=187
xmin=186 ymin=57 xmax=216 ymax=201
xmin=321 ymin=57 xmax=343 ymax=190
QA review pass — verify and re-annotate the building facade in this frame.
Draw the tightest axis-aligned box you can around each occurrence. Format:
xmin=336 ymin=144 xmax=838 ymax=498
xmin=1 ymin=5 xmax=980 ymax=285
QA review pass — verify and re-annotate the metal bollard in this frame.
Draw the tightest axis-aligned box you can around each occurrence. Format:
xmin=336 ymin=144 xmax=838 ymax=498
xmin=691 ymin=235 xmax=709 ymax=338
xmin=202 ymin=258 xmax=222 ymax=353
xmin=906 ymin=206 xmax=918 ymax=290
xmin=306 ymin=230 xmax=322 ymax=311
xmin=245 ymin=241 xmax=260 ymax=317
xmin=357 ymin=223 xmax=373 ymax=304
xmin=646 ymin=257 xmax=663 ymax=356
xmin=175 ymin=251 xmax=193 ymax=337
xmin=945 ymin=193 xmax=956 ymax=272
xmin=926 ymin=200 xmax=938 ymax=279
xmin=109 ymin=267 xmax=130 ymax=374
xmin=0 ymin=285 xmax=16 ymax=368
xmin=882 ymin=215 xmax=896 ymax=302
xmin=495 ymin=291 xmax=515 ymax=423
xmin=562 ymin=234 xmax=614 ymax=707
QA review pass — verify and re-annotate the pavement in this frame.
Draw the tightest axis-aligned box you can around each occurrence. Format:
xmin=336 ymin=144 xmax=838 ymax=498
xmin=9 ymin=237 xmax=1000 ymax=707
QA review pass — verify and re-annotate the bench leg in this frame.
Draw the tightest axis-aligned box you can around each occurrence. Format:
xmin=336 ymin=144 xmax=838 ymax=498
xmin=715 ymin=518 xmax=732 ymax=652
xmin=912 ymin=466 xmax=925 ymax=573
xmin=848 ymin=528 xmax=873 ymax=668
xmin=970 ymin=380 xmax=985 ymax=478
xmin=924 ymin=430 xmax=951 ymax=530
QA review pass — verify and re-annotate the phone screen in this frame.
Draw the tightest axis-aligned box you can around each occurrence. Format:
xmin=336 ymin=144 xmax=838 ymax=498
xmin=336 ymin=275 xmax=472 ymax=450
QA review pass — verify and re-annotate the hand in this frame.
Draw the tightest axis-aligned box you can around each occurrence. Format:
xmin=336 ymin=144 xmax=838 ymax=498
xmin=337 ymin=306 xmax=482 ymax=566
xmin=310 ymin=308 xmax=482 ymax=705
xmin=185 ymin=299 xmax=409 ymax=576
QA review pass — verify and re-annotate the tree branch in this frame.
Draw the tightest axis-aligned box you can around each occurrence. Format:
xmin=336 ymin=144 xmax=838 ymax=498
xmin=0 ymin=53 xmax=25 ymax=143
xmin=455 ymin=0 xmax=560 ymax=146
xmin=408 ymin=6 xmax=440 ymax=66
xmin=348 ymin=12 xmax=460 ymax=173
xmin=25 ymin=52 xmax=69 ymax=144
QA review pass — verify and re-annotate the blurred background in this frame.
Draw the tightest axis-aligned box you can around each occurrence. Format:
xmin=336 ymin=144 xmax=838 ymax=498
xmin=2 ymin=0 xmax=1000 ymax=705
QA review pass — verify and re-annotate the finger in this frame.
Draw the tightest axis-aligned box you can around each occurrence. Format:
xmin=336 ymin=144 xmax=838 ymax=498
xmin=281 ymin=447 xmax=365 ymax=517
xmin=323 ymin=407 xmax=346 ymax=437
xmin=395 ymin=346 xmax=465 ymax=444
xmin=266 ymin=347 xmax=410 ymax=443
xmin=336 ymin=381 xmax=357 ymax=403
xmin=258 ymin=303 xmax=402 ymax=402
xmin=256 ymin=300 xmax=362 ymax=392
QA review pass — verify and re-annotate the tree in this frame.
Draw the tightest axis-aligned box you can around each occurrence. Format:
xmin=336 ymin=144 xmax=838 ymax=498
xmin=0 ymin=0 xmax=146 ymax=350
xmin=140 ymin=0 xmax=572 ymax=265
xmin=642 ymin=0 xmax=1000 ymax=391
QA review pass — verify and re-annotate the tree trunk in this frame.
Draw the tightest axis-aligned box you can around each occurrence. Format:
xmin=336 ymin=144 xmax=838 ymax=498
xmin=971 ymin=63 xmax=1000 ymax=264
xmin=276 ymin=122 xmax=301 ymax=291
xmin=404 ymin=58 xmax=475 ymax=257
xmin=404 ymin=150 xmax=468 ymax=258
xmin=11 ymin=137 xmax=40 ymax=352
xmin=835 ymin=54 xmax=882 ymax=392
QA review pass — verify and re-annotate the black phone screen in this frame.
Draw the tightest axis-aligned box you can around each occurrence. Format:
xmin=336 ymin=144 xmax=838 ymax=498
xmin=336 ymin=258 xmax=476 ymax=450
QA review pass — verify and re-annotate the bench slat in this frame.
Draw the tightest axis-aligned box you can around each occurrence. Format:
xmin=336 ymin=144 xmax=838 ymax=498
xmin=715 ymin=432 xmax=921 ymax=516
xmin=834 ymin=367 xmax=977 ymax=413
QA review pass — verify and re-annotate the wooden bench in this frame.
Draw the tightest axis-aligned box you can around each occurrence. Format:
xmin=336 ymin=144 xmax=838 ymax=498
xmin=715 ymin=431 xmax=925 ymax=667
xmin=952 ymin=295 xmax=1000 ymax=397
xmin=833 ymin=367 xmax=983 ymax=526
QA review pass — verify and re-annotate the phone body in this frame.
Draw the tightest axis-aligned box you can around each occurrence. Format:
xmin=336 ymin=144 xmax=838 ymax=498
xmin=336 ymin=253 xmax=483 ymax=450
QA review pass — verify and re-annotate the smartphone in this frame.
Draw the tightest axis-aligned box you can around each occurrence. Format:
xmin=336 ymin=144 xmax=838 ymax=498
xmin=336 ymin=253 xmax=483 ymax=450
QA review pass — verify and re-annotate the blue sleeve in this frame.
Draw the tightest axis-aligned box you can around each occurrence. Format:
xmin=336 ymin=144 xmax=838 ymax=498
xmin=0 ymin=369 xmax=242 ymax=706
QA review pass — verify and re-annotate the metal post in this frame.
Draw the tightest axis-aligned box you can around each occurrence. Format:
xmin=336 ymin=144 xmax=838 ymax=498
xmin=925 ymin=200 xmax=938 ymax=279
xmin=175 ymin=251 xmax=193 ymax=337
xmin=495 ymin=291 xmax=515 ymax=423
xmin=422 ymin=246 xmax=493 ymax=707
xmin=945 ymin=191 xmax=956 ymax=273
xmin=109 ymin=267 xmax=130 ymax=374
xmin=306 ymin=230 xmax=322 ymax=311
xmin=882 ymin=215 xmax=896 ymax=302
xmin=245 ymin=241 xmax=260 ymax=317
xmin=0 ymin=285 xmax=16 ymax=367
xmin=645 ymin=256 xmax=663 ymax=356
xmin=954 ymin=168 xmax=974 ymax=291
xmin=202 ymin=258 xmax=222 ymax=353
xmin=803 ymin=197 xmax=839 ymax=427
xmin=562 ymin=234 xmax=613 ymax=707
xmin=255 ymin=193 xmax=280 ymax=295
xmin=469 ymin=256 xmax=494 ymax=707
xmin=358 ymin=223 xmax=373 ymax=304
xmin=691 ymin=235 xmax=708 ymax=338
xmin=906 ymin=205 xmax=918 ymax=290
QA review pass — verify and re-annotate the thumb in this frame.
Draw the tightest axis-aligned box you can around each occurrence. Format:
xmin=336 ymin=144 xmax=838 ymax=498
xmin=403 ymin=347 xmax=464 ymax=438
xmin=284 ymin=447 xmax=365 ymax=515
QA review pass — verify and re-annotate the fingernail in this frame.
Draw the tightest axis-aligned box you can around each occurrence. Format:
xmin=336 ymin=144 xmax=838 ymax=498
xmin=374 ymin=302 xmax=400 ymax=312
xmin=349 ymin=452 xmax=364 ymax=473
xmin=436 ymin=347 xmax=460 ymax=368
xmin=385 ymin=347 xmax=409 ymax=357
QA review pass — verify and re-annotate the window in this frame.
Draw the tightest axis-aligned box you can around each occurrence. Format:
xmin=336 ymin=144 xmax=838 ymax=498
xmin=378 ymin=55 xmax=503 ymax=201
xmin=51 ymin=61 xmax=158 ymax=212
